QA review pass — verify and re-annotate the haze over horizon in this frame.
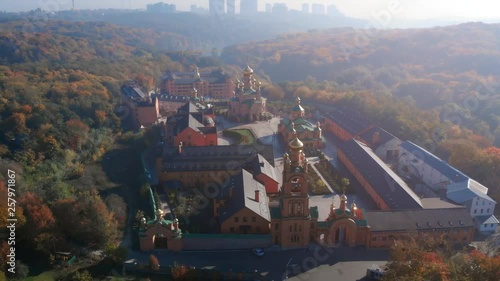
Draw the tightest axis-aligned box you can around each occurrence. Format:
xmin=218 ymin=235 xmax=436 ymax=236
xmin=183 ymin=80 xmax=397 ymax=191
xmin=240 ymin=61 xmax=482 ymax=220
xmin=2 ymin=0 xmax=500 ymax=23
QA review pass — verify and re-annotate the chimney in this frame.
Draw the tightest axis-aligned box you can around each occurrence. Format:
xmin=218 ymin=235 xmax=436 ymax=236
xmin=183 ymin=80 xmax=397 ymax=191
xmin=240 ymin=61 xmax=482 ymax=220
xmin=178 ymin=142 xmax=183 ymax=154
xmin=254 ymin=190 xmax=260 ymax=202
xmin=373 ymin=131 xmax=380 ymax=145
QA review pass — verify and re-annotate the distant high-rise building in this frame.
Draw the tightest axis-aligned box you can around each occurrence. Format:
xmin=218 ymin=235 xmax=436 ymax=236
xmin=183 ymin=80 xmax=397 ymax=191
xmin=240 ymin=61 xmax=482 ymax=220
xmin=227 ymin=0 xmax=236 ymax=15
xmin=265 ymin=3 xmax=272 ymax=13
xmin=191 ymin=4 xmax=208 ymax=14
xmin=272 ymin=3 xmax=288 ymax=14
xmin=146 ymin=2 xmax=176 ymax=13
xmin=327 ymin=4 xmax=341 ymax=16
xmin=209 ymin=0 xmax=225 ymax=15
xmin=302 ymin=3 xmax=309 ymax=13
xmin=240 ymin=0 xmax=258 ymax=14
xmin=312 ymin=3 xmax=325 ymax=14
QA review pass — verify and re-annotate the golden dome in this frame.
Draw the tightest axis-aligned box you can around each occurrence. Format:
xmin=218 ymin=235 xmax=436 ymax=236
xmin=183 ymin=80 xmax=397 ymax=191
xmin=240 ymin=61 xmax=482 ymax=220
xmin=289 ymin=137 xmax=304 ymax=149
xmin=243 ymin=65 xmax=254 ymax=75
xmin=351 ymin=201 xmax=357 ymax=210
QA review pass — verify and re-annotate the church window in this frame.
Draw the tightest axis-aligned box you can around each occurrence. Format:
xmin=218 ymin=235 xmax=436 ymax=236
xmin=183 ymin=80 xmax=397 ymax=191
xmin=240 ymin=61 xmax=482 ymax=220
xmin=294 ymin=223 xmax=297 ymax=232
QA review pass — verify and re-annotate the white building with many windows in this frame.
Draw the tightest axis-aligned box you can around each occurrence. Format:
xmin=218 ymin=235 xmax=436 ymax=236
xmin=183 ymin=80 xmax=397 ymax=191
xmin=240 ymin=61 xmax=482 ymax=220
xmin=399 ymin=141 xmax=498 ymax=232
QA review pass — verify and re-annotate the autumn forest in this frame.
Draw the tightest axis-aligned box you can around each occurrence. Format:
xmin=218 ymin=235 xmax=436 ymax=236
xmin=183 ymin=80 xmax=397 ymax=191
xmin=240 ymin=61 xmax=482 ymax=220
xmin=0 ymin=9 xmax=499 ymax=281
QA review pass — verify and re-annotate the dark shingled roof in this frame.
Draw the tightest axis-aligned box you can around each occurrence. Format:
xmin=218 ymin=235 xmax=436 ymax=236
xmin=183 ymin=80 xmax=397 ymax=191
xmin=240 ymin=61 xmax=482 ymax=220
xmin=365 ymin=208 xmax=474 ymax=232
xmin=176 ymin=114 xmax=205 ymax=133
xmin=121 ymin=83 xmax=147 ymax=100
xmin=218 ymin=170 xmax=270 ymax=223
xmin=339 ymin=139 xmax=423 ymax=209
xmin=325 ymin=107 xmax=372 ymax=136
xmin=160 ymin=144 xmax=274 ymax=172
xmin=358 ymin=126 xmax=400 ymax=148
xmin=177 ymin=102 xmax=200 ymax=114
xmin=252 ymin=154 xmax=277 ymax=183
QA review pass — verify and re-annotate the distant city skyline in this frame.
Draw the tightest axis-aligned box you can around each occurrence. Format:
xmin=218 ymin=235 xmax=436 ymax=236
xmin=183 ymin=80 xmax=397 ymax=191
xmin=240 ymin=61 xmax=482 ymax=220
xmin=2 ymin=1 xmax=500 ymax=22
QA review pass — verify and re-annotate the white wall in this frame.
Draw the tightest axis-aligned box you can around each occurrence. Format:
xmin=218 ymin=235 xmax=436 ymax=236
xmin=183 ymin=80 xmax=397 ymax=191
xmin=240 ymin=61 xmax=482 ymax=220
xmin=375 ymin=138 xmax=402 ymax=162
xmin=399 ymin=147 xmax=452 ymax=190
xmin=470 ymin=197 xmax=496 ymax=218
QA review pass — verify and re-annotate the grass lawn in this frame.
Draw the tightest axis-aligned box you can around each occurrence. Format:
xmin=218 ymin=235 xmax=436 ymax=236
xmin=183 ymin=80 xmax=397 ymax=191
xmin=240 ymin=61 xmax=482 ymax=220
xmin=314 ymin=162 xmax=342 ymax=193
xmin=24 ymin=271 xmax=58 ymax=281
xmin=223 ymin=128 xmax=257 ymax=145
xmin=307 ymin=164 xmax=331 ymax=195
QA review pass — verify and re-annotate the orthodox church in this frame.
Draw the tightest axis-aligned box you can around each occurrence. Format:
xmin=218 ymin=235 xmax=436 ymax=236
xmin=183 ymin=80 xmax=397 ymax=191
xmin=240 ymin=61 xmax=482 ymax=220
xmin=270 ymin=130 xmax=367 ymax=247
xmin=278 ymin=97 xmax=324 ymax=151
xmin=227 ymin=66 xmax=267 ymax=122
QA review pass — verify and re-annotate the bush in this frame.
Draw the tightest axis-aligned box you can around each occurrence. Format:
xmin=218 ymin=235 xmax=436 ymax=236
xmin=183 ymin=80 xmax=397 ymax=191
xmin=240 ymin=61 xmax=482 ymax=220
xmin=149 ymin=255 xmax=159 ymax=271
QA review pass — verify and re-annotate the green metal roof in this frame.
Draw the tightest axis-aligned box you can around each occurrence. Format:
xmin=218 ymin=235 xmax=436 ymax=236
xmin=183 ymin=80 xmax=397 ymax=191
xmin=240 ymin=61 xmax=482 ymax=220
xmin=270 ymin=207 xmax=282 ymax=219
xmin=310 ymin=206 xmax=319 ymax=219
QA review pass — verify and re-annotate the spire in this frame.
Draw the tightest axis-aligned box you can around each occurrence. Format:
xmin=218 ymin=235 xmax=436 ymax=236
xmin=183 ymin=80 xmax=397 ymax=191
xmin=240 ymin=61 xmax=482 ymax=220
xmin=195 ymin=66 xmax=201 ymax=79
xmin=351 ymin=200 xmax=357 ymax=217
xmin=242 ymin=65 xmax=254 ymax=90
xmin=339 ymin=193 xmax=347 ymax=211
xmin=327 ymin=196 xmax=336 ymax=221
xmin=295 ymin=96 xmax=301 ymax=106
xmin=192 ymin=87 xmax=198 ymax=99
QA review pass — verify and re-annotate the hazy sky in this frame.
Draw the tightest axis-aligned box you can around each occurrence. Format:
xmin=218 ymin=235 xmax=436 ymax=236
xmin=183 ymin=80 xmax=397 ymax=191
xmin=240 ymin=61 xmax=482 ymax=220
xmin=2 ymin=0 xmax=500 ymax=21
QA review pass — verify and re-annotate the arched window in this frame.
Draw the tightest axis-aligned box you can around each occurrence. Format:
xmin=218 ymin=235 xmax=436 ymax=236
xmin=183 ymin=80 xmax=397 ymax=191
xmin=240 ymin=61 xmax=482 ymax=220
xmin=291 ymin=178 xmax=302 ymax=192
xmin=297 ymin=203 xmax=302 ymax=215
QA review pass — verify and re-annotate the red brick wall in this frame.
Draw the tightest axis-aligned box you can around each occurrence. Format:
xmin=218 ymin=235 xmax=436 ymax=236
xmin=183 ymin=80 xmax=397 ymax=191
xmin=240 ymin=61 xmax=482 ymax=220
xmin=255 ymin=174 xmax=279 ymax=194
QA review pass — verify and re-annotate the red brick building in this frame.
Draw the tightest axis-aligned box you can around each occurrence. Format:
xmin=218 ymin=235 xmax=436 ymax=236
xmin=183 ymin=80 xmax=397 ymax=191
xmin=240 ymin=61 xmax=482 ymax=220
xmin=323 ymin=108 xmax=373 ymax=142
xmin=165 ymin=100 xmax=217 ymax=147
xmin=120 ymin=81 xmax=160 ymax=129
xmin=338 ymin=139 xmax=423 ymax=210
xmin=160 ymin=67 xmax=234 ymax=99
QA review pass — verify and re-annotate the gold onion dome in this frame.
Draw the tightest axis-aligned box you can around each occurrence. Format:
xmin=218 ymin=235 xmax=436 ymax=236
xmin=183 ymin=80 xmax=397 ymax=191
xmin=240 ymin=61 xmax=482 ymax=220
xmin=243 ymin=65 xmax=254 ymax=75
xmin=351 ymin=201 xmax=357 ymax=210
xmin=289 ymin=136 xmax=304 ymax=149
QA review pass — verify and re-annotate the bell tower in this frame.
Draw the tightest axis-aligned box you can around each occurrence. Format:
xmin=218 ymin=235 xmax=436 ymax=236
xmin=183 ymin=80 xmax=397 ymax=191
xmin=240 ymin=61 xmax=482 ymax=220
xmin=279 ymin=132 xmax=311 ymax=247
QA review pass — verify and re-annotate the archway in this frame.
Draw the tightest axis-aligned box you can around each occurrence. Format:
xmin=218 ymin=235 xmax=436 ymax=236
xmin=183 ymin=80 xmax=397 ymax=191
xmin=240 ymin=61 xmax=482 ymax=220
xmin=327 ymin=219 xmax=357 ymax=247
xmin=153 ymin=234 xmax=169 ymax=249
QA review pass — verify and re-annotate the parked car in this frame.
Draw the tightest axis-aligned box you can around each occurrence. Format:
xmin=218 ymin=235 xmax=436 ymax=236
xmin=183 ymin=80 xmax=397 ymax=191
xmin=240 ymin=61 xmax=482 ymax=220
xmin=252 ymin=248 xmax=264 ymax=257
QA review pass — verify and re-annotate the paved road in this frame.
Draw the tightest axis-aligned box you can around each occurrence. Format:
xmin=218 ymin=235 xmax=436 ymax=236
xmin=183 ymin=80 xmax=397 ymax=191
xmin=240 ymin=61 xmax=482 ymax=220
xmin=128 ymin=245 xmax=389 ymax=281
